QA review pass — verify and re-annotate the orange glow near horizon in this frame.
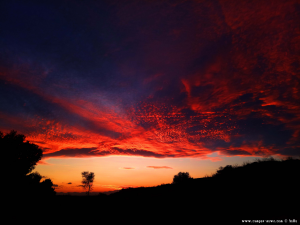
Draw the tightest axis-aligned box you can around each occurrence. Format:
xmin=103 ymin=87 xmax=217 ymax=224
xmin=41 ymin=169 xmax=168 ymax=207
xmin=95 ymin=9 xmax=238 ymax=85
xmin=34 ymin=154 xmax=273 ymax=193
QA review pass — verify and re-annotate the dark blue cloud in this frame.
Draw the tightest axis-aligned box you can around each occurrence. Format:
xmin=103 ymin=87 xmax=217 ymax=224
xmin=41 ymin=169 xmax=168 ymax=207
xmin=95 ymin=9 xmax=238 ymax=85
xmin=44 ymin=147 xmax=99 ymax=158
xmin=44 ymin=147 xmax=169 ymax=158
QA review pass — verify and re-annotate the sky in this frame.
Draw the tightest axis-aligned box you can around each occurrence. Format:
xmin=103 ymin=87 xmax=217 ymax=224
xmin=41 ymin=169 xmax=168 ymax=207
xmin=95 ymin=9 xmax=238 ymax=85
xmin=1 ymin=0 xmax=300 ymax=193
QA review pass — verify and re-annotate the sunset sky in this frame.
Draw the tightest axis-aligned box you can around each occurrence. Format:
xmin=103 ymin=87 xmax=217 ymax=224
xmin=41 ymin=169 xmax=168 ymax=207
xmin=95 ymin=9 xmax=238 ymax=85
xmin=1 ymin=0 xmax=299 ymax=193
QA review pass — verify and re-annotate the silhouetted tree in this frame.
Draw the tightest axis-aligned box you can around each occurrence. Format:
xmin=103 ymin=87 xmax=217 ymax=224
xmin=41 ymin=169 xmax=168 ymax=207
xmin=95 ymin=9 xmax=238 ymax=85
xmin=81 ymin=171 xmax=95 ymax=196
xmin=0 ymin=130 xmax=56 ymax=196
xmin=1 ymin=130 xmax=42 ymax=178
xmin=172 ymin=172 xmax=192 ymax=184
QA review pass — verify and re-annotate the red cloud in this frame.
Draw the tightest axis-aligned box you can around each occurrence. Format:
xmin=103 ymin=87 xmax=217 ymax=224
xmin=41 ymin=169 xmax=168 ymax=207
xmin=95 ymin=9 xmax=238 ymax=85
xmin=147 ymin=166 xmax=173 ymax=169
xmin=120 ymin=167 xmax=135 ymax=170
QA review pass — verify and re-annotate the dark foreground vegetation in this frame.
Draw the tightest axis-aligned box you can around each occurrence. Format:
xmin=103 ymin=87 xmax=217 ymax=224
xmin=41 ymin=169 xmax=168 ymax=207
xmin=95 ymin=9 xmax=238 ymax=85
xmin=22 ymin=157 xmax=300 ymax=224
xmin=2 ymin=130 xmax=56 ymax=198
xmin=3 ymin=130 xmax=299 ymax=224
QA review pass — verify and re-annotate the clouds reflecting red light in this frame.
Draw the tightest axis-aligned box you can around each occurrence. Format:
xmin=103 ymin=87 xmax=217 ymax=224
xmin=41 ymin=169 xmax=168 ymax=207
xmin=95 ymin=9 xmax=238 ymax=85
xmin=0 ymin=0 xmax=299 ymax=162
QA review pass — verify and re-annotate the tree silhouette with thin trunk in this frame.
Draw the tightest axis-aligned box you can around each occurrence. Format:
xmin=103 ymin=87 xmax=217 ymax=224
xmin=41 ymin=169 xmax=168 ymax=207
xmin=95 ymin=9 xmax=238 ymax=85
xmin=81 ymin=171 xmax=95 ymax=196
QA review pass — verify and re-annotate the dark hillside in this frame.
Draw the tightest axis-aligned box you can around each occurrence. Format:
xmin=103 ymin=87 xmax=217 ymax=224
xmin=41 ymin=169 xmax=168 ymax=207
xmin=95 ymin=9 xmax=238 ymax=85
xmin=106 ymin=157 xmax=300 ymax=223
xmin=16 ymin=157 xmax=299 ymax=224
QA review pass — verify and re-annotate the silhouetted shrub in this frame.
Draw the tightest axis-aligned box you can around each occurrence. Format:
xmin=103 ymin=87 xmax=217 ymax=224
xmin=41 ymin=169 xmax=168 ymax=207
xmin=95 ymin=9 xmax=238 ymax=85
xmin=172 ymin=172 xmax=193 ymax=184
xmin=40 ymin=179 xmax=56 ymax=197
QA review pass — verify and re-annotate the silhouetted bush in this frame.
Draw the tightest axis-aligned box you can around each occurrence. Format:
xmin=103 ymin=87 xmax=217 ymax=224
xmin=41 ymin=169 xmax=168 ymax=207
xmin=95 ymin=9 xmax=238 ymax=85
xmin=172 ymin=172 xmax=193 ymax=184
xmin=40 ymin=179 xmax=56 ymax=197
